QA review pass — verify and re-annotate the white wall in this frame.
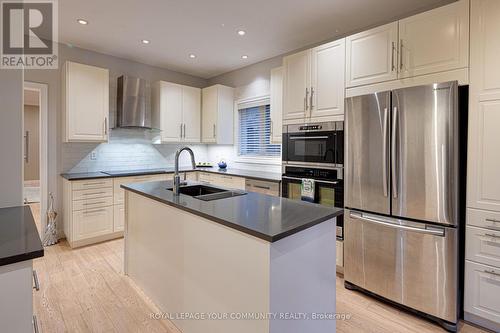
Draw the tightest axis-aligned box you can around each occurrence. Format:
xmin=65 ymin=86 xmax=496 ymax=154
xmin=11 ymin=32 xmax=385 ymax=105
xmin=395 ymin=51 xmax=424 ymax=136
xmin=0 ymin=70 xmax=24 ymax=208
xmin=24 ymin=43 xmax=209 ymax=217
xmin=207 ymin=56 xmax=284 ymax=173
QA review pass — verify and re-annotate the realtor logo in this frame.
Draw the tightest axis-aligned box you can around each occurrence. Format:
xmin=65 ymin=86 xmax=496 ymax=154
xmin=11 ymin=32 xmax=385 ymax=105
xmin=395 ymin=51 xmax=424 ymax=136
xmin=1 ymin=0 xmax=58 ymax=69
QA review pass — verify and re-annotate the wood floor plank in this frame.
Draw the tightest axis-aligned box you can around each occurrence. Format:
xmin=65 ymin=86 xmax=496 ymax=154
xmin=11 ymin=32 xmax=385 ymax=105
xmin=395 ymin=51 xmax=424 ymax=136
xmin=29 ymin=204 xmax=489 ymax=333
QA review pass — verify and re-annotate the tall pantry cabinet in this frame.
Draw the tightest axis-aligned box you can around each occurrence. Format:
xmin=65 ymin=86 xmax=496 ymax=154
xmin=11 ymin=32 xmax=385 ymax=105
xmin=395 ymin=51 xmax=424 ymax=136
xmin=465 ymin=1 xmax=500 ymax=331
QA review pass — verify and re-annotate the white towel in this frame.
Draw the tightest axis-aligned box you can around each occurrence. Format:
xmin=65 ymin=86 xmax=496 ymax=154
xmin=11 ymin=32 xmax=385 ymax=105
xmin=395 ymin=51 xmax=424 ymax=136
xmin=301 ymin=178 xmax=315 ymax=203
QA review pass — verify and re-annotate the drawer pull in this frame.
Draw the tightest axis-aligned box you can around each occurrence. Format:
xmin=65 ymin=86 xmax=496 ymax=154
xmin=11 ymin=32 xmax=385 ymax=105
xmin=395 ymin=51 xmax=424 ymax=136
xmin=83 ymin=201 xmax=107 ymax=206
xmin=486 ymin=218 xmax=500 ymax=223
xmin=254 ymin=185 xmax=271 ymax=190
xmin=484 ymin=233 xmax=500 ymax=239
xmin=484 ymin=269 xmax=500 ymax=277
xmin=83 ymin=182 xmax=106 ymax=186
xmin=82 ymin=208 xmax=107 ymax=214
xmin=33 ymin=270 xmax=40 ymax=291
xmin=82 ymin=192 xmax=106 ymax=196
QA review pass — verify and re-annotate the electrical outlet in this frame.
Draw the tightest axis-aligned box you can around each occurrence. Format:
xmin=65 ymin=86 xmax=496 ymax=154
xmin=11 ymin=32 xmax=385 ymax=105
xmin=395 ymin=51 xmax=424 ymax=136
xmin=90 ymin=151 xmax=97 ymax=160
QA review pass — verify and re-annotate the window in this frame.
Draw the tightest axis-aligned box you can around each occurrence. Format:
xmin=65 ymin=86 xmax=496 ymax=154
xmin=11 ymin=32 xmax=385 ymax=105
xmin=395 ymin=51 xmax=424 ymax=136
xmin=238 ymin=103 xmax=280 ymax=157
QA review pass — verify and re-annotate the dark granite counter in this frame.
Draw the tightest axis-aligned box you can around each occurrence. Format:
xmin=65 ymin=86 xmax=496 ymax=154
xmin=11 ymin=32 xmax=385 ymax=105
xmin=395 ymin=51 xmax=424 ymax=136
xmin=122 ymin=180 xmax=342 ymax=242
xmin=61 ymin=167 xmax=282 ymax=182
xmin=0 ymin=206 xmax=44 ymax=267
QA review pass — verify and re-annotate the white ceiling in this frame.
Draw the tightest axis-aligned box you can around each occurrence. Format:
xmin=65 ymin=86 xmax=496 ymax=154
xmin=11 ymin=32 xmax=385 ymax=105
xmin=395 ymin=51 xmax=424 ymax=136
xmin=59 ymin=0 xmax=455 ymax=79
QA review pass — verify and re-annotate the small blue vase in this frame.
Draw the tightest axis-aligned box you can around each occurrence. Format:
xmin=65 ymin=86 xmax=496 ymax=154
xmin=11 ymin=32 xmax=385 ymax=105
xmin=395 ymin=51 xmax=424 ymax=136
xmin=218 ymin=161 xmax=227 ymax=169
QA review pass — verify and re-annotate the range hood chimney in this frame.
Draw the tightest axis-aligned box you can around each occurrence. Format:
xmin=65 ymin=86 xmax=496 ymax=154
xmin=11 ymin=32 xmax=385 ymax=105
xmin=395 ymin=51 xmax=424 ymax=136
xmin=116 ymin=75 xmax=159 ymax=129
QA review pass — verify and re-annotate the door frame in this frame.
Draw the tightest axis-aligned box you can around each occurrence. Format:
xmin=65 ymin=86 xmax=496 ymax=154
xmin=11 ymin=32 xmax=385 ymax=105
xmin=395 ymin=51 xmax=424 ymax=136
xmin=23 ymin=81 xmax=48 ymax=235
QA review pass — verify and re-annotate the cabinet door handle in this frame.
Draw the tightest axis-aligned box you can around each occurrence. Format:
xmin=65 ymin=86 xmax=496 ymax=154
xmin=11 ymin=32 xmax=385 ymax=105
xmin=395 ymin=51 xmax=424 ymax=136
xmin=305 ymin=88 xmax=309 ymax=110
xmin=484 ymin=233 xmax=500 ymax=239
xmin=399 ymin=39 xmax=404 ymax=71
xmin=24 ymin=131 xmax=29 ymax=163
xmin=33 ymin=315 xmax=39 ymax=333
xmin=213 ymin=124 xmax=216 ymax=138
xmin=391 ymin=42 xmax=396 ymax=72
xmin=33 ymin=270 xmax=40 ymax=291
xmin=254 ymin=185 xmax=271 ymax=190
xmin=486 ymin=218 xmax=500 ymax=223
xmin=484 ymin=270 xmax=500 ymax=277
xmin=83 ymin=201 xmax=107 ymax=206
xmin=310 ymin=87 xmax=314 ymax=110
xmin=183 ymin=124 xmax=186 ymax=139
xmin=83 ymin=182 xmax=106 ymax=186
xmin=104 ymin=118 xmax=108 ymax=136
xmin=180 ymin=123 xmax=183 ymax=139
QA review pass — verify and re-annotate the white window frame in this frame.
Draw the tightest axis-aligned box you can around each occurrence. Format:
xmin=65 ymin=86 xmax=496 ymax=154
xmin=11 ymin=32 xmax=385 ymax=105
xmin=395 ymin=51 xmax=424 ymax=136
xmin=234 ymin=95 xmax=281 ymax=165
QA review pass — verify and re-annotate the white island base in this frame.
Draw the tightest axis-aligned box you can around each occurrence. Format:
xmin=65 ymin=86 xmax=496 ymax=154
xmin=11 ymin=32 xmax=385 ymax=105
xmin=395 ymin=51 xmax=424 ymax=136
xmin=125 ymin=191 xmax=337 ymax=333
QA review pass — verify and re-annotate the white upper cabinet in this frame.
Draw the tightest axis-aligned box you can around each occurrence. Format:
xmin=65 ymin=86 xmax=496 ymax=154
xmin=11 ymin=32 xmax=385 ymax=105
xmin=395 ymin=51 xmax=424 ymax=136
xmin=310 ymin=38 xmax=345 ymax=119
xmin=63 ymin=61 xmax=109 ymax=142
xmin=346 ymin=22 xmax=398 ymax=88
xmin=153 ymin=81 xmax=201 ymax=143
xmin=270 ymin=66 xmax=283 ymax=143
xmin=283 ymin=38 xmax=346 ymax=122
xmin=470 ymin=0 xmax=500 ymax=101
xmin=283 ymin=50 xmax=311 ymax=120
xmin=201 ymin=84 xmax=234 ymax=144
xmin=182 ymin=85 xmax=201 ymax=143
xmin=398 ymin=0 xmax=469 ymax=78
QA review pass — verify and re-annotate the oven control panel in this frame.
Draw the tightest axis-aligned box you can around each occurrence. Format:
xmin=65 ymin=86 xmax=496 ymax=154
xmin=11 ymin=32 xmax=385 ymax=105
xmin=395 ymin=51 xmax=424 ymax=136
xmin=299 ymin=124 xmax=322 ymax=131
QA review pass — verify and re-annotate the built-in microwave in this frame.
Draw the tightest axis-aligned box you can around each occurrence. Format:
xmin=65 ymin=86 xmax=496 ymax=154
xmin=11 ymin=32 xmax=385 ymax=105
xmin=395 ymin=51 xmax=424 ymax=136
xmin=282 ymin=121 xmax=343 ymax=167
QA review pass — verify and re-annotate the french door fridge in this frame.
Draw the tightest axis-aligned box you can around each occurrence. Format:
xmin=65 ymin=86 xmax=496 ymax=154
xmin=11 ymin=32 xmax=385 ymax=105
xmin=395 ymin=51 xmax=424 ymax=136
xmin=344 ymin=81 xmax=461 ymax=330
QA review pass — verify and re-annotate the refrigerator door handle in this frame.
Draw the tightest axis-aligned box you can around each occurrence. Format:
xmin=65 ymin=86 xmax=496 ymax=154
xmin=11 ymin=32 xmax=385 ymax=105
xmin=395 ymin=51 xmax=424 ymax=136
xmin=391 ymin=106 xmax=398 ymax=199
xmin=382 ymin=107 xmax=389 ymax=197
xmin=349 ymin=211 xmax=445 ymax=237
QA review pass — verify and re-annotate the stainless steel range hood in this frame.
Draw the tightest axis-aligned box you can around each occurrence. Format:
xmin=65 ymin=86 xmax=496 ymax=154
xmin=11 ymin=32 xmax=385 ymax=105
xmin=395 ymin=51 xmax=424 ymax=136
xmin=116 ymin=75 xmax=159 ymax=129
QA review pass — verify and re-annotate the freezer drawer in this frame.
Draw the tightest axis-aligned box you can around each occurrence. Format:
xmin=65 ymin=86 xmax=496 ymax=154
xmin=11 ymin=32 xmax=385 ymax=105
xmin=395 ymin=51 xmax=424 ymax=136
xmin=344 ymin=209 xmax=458 ymax=323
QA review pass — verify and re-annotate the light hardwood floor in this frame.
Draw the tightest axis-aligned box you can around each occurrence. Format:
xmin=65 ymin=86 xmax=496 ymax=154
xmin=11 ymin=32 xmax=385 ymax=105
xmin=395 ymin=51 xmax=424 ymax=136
xmin=28 ymin=204 xmax=489 ymax=333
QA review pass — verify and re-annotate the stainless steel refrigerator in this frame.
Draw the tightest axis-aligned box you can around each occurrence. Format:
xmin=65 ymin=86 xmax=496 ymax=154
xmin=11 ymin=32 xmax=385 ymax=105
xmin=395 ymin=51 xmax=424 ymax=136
xmin=344 ymin=81 xmax=462 ymax=331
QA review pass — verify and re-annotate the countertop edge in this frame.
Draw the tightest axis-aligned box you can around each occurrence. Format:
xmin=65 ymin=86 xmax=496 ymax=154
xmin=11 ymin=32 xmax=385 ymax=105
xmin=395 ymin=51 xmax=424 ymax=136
xmin=61 ymin=168 xmax=282 ymax=183
xmin=121 ymin=184 xmax=341 ymax=243
xmin=0 ymin=249 xmax=45 ymax=267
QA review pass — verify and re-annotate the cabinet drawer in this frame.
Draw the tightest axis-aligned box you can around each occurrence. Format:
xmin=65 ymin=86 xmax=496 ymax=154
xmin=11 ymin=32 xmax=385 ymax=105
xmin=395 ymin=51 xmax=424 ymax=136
xmin=245 ymin=179 xmax=280 ymax=196
xmin=73 ymin=196 xmax=113 ymax=211
xmin=198 ymin=172 xmax=213 ymax=183
xmin=72 ymin=187 xmax=113 ymax=201
xmin=466 ymin=226 xmax=500 ymax=267
xmin=465 ymin=260 xmax=500 ymax=324
xmin=72 ymin=179 xmax=112 ymax=191
xmin=113 ymin=174 xmax=170 ymax=204
xmin=467 ymin=208 xmax=500 ymax=231
xmin=73 ymin=206 xmax=113 ymax=241
xmin=336 ymin=240 xmax=344 ymax=267
xmin=113 ymin=204 xmax=125 ymax=232
xmin=211 ymin=174 xmax=246 ymax=190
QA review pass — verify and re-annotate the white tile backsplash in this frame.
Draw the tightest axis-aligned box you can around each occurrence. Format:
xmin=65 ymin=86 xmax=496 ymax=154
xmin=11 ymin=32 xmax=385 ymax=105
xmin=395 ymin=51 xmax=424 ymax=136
xmin=63 ymin=128 xmax=209 ymax=173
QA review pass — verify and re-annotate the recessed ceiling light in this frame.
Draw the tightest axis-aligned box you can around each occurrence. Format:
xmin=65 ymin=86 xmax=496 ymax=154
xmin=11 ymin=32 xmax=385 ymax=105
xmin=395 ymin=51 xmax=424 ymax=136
xmin=141 ymin=39 xmax=150 ymax=44
xmin=241 ymin=55 xmax=248 ymax=59
xmin=189 ymin=54 xmax=196 ymax=59
xmin=76 ymin=19 xmax=88 ymax=25
xmin=237 ymin=30 xmax=246 ymax=36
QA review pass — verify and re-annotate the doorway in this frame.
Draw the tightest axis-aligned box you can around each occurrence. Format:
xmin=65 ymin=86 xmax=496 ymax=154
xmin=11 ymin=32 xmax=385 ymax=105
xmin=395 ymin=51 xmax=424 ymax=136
xmin=23 ymin=82 xmax=48 ymax=234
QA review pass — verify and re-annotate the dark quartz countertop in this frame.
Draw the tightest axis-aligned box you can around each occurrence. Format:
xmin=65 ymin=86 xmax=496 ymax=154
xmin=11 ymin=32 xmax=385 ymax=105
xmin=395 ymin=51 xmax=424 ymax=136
xmin=0 ymin=206 xmax=44 ymax=267
xmin=122 ymin=180 xmax=342 ymax=242
xmin=61 ymin=167 xmax=282 ymax=182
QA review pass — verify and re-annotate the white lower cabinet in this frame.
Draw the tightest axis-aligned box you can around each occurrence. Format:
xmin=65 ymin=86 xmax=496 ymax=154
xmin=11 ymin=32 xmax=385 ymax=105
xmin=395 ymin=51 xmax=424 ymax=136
xmin=466 ymin=226 xmax=500 ymax=268
xmin=465 ymin=260 xmax=500 ymax=327
xmin=114 ymin=205 xmax=125 ymax=232
xmin=73 ymin=206 xmax=114 ymax=241
xmin=0 ymin=260 xmax=35 ymax=333
xmin=198 ymin=172 xmax=246 ymax=190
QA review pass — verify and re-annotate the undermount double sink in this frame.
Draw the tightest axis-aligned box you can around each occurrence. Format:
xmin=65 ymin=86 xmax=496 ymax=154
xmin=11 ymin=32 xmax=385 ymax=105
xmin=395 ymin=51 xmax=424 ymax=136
xmin=168 ymin=184 xmax=247 ymax=201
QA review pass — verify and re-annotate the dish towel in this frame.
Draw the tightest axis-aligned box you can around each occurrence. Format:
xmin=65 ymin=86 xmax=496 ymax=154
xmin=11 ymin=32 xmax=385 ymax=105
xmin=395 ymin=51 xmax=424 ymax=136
xmin=301 ymin=178 xmax=315 ymax=203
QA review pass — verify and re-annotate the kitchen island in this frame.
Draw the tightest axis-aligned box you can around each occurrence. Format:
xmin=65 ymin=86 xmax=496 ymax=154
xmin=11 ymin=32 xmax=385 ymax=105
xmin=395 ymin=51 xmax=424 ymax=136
xmin=122 ymin=180 xmax=342 ymax=333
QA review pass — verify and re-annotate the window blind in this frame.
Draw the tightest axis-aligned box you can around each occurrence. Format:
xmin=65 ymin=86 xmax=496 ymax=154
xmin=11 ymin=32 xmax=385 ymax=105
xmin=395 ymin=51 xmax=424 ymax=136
xmin=238 ymin=104 xmax=281 ymax=157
